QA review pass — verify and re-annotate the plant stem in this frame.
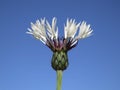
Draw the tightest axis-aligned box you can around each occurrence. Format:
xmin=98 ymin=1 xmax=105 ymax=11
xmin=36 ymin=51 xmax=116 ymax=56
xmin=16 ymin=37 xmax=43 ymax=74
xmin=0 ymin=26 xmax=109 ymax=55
xmin=56 ymin=70 xmax=62 ymax=90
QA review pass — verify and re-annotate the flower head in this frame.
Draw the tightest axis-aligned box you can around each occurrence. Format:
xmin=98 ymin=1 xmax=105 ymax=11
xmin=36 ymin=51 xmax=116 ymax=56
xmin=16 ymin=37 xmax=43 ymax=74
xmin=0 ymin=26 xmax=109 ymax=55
xmin=27 ymin=17 xmax=93 ymax=52
xmin=27 ymin=17 xmax=93 ymax=71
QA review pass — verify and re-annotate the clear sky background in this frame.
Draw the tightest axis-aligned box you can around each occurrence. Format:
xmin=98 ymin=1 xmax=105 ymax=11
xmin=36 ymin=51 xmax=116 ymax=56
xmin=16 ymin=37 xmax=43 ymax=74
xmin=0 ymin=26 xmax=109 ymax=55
xmin=0 ymin=0 xmax=120 ymax=90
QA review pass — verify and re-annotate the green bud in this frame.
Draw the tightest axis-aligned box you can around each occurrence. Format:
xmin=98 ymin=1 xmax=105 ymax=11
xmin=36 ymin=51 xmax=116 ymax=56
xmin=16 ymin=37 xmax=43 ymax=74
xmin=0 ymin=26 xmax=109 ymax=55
xmin=51 ymin=51 xmax=69 ymax=71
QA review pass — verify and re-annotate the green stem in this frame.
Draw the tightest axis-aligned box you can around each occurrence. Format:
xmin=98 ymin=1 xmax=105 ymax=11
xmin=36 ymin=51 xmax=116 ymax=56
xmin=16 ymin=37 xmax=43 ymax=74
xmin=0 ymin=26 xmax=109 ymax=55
xmin=56 ymin=70 xmax=63 ymax=90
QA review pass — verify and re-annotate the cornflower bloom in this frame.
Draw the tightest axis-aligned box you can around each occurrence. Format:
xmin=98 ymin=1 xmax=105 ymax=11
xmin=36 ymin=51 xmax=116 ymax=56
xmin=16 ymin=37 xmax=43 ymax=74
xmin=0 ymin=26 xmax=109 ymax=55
xmin=27 ymin=17 xmax=93 ymax=90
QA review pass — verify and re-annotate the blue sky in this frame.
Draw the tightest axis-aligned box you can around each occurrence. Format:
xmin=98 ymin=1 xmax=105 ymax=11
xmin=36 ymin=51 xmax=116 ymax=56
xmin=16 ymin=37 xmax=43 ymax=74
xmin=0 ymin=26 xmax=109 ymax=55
xmin=0 ymin=0 xmax=120 ymax=90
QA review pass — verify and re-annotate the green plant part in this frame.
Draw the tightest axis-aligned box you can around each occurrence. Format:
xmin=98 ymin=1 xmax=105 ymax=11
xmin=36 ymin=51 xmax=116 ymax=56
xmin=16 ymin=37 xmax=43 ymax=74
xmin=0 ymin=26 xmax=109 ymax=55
xmin=51 ymin=51 xmax=68 ymax=71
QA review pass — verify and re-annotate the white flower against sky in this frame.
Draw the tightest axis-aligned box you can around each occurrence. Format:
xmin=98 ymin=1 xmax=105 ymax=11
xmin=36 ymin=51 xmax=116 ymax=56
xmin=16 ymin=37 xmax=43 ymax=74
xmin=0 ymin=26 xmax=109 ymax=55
xmin=27 ymin=17 xmax=93 ymax=51
xmin=27 ymin=17 xmax=93 ymax=90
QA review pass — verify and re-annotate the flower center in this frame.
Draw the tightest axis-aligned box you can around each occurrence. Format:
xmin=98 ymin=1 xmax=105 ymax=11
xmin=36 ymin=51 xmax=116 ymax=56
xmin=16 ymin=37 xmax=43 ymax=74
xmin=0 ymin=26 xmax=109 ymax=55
xmin=46 ymin=37 xmax=78 ymax=52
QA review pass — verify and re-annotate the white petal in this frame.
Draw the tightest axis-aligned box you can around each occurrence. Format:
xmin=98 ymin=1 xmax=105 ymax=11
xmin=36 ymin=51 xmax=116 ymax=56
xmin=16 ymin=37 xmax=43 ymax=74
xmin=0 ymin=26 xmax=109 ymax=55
xmin=26 ymin=31 xmax=33 ymax=34
xmin=55 ymin=27 xmax=58 ymax=39
xmin=64 ymin=24 xmax=67 ymax=38
xmin=76 ymin=21 xmax=93 ymax=39
xmin=46 ymin=17 xmax=58 ymax=39
xmin=41 ymin=18 xmax=45 ymax=24
xmin=46 ymin=20 xmax=52 ymax=31
xmin=64 ymin=19 xmax=80 ymax=38
xmin=28 ymin=28 xmax=32 ymax=32
xmin=39 ymin=38 xmax=46 ymax=44
xmin=27 ymin=18 xmax=47 ymax=44
xmin=70 ymin=40 xmax=78 ymax=47
xmin=51 ymin=17 xmax=56 ymax=36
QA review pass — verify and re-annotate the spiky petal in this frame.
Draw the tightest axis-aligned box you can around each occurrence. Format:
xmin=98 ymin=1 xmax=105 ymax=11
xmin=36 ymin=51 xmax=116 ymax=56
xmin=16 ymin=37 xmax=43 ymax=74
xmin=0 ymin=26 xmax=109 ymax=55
xmin=46 ymin=17 xmax=58 ymax=39
xmin=64 ymin=19 xmax=80 ymax=39
xmin=26 ymin=18 xmax=47 ymax=44
xmin=76 ymin=21 xmax=93 ymax=39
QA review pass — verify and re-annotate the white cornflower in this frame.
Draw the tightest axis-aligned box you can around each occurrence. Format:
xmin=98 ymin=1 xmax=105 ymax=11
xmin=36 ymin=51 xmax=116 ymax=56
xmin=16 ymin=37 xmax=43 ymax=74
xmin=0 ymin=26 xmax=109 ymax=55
xmin=27 ymin=17 xmax=93 ymax=51
xmin=27 ymin=17 xmax=93 ymax=89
